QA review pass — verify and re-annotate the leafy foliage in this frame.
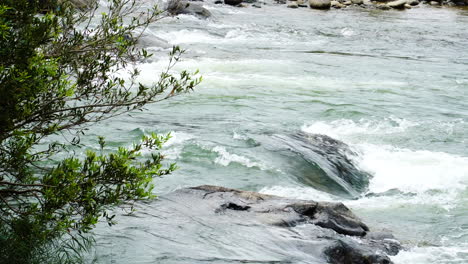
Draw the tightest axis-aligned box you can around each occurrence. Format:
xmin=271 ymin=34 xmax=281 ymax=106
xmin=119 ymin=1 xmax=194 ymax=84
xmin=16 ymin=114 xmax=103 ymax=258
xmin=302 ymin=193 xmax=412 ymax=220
xmin=0 ymin=0 xmax=200 ymax=262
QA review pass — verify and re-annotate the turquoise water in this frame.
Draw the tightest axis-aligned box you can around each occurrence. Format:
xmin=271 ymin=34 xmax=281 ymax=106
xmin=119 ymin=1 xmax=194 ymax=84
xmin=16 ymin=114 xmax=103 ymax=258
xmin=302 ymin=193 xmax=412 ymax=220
xmin=89 ymin=4 xmax=468 ymax=263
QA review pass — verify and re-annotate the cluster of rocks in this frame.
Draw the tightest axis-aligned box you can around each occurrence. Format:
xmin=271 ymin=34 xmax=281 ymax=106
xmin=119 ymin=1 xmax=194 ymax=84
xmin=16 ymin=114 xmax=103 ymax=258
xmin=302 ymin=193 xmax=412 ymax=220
xmin=284 ymin=0 xmax=468 ymax=10
xmin=208 ymin=0 xmax=468 ymax=10
xmin=156 ymin=185 xmax=402 ymax=264
xmin=166 ymin=0 xmax=467 ymax=19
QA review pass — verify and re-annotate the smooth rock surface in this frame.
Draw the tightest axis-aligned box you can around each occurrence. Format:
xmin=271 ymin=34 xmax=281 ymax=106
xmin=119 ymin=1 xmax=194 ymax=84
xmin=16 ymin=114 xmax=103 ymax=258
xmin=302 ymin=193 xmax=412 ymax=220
xmin=144 ymin=185 xmax=401 ymax=263
xmin=309 ymin=0 xmax=332 ymax=8
xmin=272 ymin=132 xmax=371 ymax=198
xmin=387 ymin=0 xmax=407 ymax=8
xmin=406 ymin=0 xmax=420 ymax=5
xmin=167 ymin=0 xmax=212 ymax=18
xmin=331 ymin=0 xmax=346 ymax=7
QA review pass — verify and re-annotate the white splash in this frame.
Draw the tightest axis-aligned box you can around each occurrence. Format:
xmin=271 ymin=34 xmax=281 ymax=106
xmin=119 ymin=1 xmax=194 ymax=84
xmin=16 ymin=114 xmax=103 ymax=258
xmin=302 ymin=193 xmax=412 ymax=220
xmin=300 ymin=118 xmax=468 ymax=208
xmin=212 ymin=146 xmax=266 ymax=170
xmin=259 ymin=186 xmax=336 ymax=202
xmin=391 ymin=245 xmax=468 ymax=264
xmin=301 ymin=117 xmax=418 ymax=139
xmin=162 ymin=132 xmax=195 ymax=159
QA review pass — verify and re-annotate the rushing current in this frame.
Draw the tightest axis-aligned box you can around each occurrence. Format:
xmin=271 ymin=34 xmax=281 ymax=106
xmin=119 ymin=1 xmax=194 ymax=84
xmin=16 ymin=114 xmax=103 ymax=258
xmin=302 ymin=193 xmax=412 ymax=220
xmin=86 ymin=2 xmax=468 ymax=263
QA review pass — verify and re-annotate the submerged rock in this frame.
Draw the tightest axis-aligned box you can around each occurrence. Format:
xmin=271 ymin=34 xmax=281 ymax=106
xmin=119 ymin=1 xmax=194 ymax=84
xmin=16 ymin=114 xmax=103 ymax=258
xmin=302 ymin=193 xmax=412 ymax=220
xmin=273 ymin=132 xmax=371 ymax=198
xmin=166 ymin=0 xmax=212 ymax=18
xmin=149 ymin=185 xmax=401 ymax=263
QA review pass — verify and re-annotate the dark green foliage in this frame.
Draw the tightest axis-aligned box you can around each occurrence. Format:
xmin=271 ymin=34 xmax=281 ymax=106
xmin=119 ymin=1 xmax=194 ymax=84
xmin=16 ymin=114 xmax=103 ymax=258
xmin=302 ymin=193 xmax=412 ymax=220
xmin=0 ymin=0 xmax=200 ymax=262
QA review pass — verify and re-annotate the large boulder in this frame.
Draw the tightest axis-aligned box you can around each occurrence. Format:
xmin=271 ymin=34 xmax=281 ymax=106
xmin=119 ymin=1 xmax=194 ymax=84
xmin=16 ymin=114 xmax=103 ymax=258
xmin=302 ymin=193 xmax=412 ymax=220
xmin=272 ymin=133 xmax=371 ymax=198
xmin=309 ymin=0 xmax=332 ymax=9
xmin=166 ymin=0 xmax=212 ymax=18
xmin=387 ymin=0 xmax=407 ymax=8
xmin=93 ymin=185 xmax=401 ymax=263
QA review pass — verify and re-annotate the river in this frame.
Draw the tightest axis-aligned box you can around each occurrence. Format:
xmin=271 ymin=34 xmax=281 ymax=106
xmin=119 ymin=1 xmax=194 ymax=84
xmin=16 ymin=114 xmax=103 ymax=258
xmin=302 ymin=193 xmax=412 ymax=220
xmin=88 ymin=2 xmax=468 ymax=263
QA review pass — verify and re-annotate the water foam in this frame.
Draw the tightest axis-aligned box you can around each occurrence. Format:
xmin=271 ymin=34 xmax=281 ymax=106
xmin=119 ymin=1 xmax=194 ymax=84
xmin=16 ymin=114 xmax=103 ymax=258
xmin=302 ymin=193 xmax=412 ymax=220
xmin=391 ymin=245 xmax=468 ymax=264
xmin=212 ymin=146 xmax=266 ymax=170
xmin=136 ymin=131 xmax=195 ymax=159
xmin=301 ymin=117 xmax=418 ymax=139
xmin=162 ymin=132 xmax=196 ymax=159
xmin=301 ymin=118 xmax=468 ymax=207
xmin=259 ymin=186 xmax=336 ymax=202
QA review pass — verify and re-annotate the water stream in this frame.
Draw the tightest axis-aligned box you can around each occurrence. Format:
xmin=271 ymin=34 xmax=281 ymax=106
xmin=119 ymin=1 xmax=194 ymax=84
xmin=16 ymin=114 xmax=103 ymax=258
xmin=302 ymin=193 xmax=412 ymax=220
xmin=88 ymin=3 xmax=468 ymax=263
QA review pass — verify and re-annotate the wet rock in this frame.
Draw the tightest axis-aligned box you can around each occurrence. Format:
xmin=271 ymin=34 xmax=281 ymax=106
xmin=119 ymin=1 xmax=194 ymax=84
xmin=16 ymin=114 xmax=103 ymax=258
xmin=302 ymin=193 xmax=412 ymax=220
xmin=407 ymin=0 xmax=419 ymax=5
xmin=387 ymin=0 xmax=407 ymax=8
xmin=331 ymin=0 xmax=346 ymax=7
xmin=351 ymin=0 xmax=363 ymax=4
xmin=288 ymin=1 xmax=300 ymax=7
xmin=215 ymin=0 xmax=223 ymax=3
xmin=166 ymin=0 xmax=212 ymax=18
xmin=136 ymin=35 xmax=171 ymax=49
xmin=377 ymin=3 xmax=391 ymax=8
xmin=325 ymin=240 xmax=393 ymax=264
xmin=430 ymin=0 xmax=440 ymax=4
xmin=156 ymin=185 xmax=400 ymax=263
xmin=252 ymin=3 xmax=262 ymax=6
xmin=68 ymin=0 xmax=93 ymax=9
xmin=273 ymin=132 xmax=371 ymax=198
xmin=365 ymin=232 xmax=403 ymax=256
xmin=225 ymin=0 xmax=243 ymax=4
xmin=309 ymin=0 xmax=332 ymax=8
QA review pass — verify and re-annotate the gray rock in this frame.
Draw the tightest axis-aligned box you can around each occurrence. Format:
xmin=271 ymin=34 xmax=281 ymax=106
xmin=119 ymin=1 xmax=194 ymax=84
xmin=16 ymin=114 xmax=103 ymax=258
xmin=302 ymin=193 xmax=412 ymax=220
xmin=406 ymin=0 xmax=420 ymax=5
xmin=331 ymin=0 xmax=345 ymax=7
xmin=387 ymin=0 xmax=407 ymax=8
xmin=377 ymin=3 xmax=391 ymax=8
xmin=309 ymin=0 xmax=332 ymax=8
xmin=151 ymin=185 xmax=400 ymax=263
xmin=351 ymin=0 xmax=363 ymax=4
xmin=136 ymin=35 xmax=171 ymax=49
xmin=273 ymin=133 xmax=371 ymax=198
xmin=70 ymin=0 xmax=93 ymax=8
xmin=288 ymin=1 xmax=300 ymax=7
xmin=225 ymin=0 xmax=243 ymax=4
xmin=325 ymin=240 xmax=393 ymax=264
xmin=166 ymin=0 xmax=212 ymax=18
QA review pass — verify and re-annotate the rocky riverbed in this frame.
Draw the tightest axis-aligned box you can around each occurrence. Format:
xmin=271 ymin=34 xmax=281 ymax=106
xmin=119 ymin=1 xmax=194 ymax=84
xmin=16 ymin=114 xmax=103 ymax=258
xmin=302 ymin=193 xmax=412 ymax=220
xmin=166 ymin=0 xmax=468 ymax=20
xmin=88 ymin=0 xmax=468 ymax=263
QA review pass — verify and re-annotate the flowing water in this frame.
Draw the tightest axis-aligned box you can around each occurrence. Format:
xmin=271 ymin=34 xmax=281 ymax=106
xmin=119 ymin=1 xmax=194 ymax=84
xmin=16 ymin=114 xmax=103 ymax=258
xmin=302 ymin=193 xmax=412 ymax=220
xmin=88 ymin=3 xmax=468 ymax=263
